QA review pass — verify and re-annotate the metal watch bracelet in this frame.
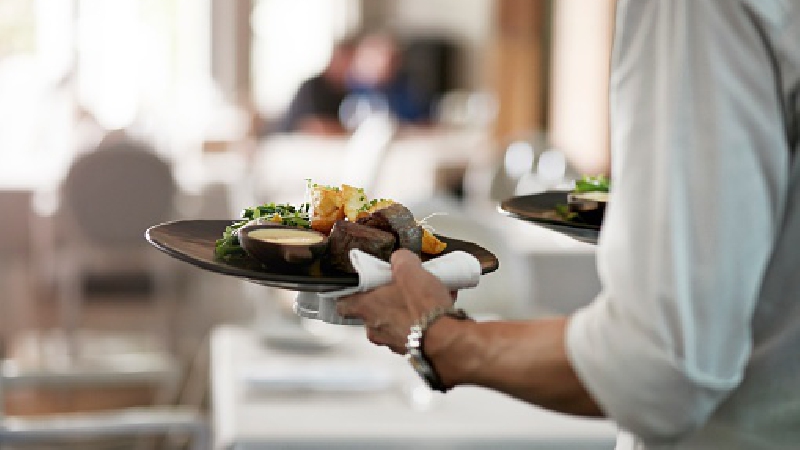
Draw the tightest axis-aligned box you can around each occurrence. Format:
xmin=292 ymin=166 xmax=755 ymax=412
xmin=405 ymin=306 xmax=472 ymax=392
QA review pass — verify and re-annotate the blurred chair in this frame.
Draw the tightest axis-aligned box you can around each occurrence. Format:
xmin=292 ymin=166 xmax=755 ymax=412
xmin=514 ymin=146 xmax=579 ymax=195
xmin=0 ymin=190 xmax=36 ymax=358
xmin=0 ymin=357 xmax=209 ymax=449
xmin=339 ymin=112 xmax=398 ymax=194
xmin=0 ymin=137 xmax=209 ymax=449
xmin=435 ymin=90 xmax=498 ymax=130
xmin=462 ymin=135 xmax=578 ymax=222
xmin=55 ymin=136 xmax=180 ymax=360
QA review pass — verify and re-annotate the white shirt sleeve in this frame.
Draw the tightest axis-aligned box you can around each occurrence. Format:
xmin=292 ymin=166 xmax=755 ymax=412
xmin=566 ymin=0 xmax=793 ymax=444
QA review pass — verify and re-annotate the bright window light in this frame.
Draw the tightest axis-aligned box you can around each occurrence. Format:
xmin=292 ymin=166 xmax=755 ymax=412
xmin=251 ymin=0 xmax=359 ymax=117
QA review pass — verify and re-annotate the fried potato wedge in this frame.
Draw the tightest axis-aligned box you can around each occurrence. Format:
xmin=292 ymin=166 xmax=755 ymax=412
xmin=422 ymin=228 xmax=447 ymax=255
xmin=310 ymin=185 xmax=344 ymax=234
xmin=341 ymin=184 xmax=368 ymax=222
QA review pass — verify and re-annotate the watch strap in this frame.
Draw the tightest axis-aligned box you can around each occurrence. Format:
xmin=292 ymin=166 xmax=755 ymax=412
xmin=406 ymin=306 xmax=471 ymax=392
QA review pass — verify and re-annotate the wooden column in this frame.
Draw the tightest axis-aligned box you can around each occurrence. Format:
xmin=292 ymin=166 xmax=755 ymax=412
xmin=490 ymin=0 xmax=549 ymax=145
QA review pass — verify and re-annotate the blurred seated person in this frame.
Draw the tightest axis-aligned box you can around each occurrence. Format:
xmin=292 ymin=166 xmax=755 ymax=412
xmin=343 ymin=32 xmax=434 ymax=128
xmin=277 ymin=37 xmax=357 ymax=136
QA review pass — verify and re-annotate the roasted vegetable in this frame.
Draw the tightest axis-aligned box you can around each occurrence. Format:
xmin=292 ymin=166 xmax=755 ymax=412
xmin=422 ymin=229 xmax=447 ymax=255
xmin=341 ymin=184 xmax=368 ymax=222
xmin=309 ymin=183 xmax=345 ymax=234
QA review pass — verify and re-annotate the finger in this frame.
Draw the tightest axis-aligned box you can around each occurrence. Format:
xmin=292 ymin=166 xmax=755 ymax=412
xmin=338 ymin=288 xmax=392 ymax=321
xmin=388 ymin=344 xmax=406 ymax=355
xmin=335 ymin=294 xmax=364 ymax=318
xmin=391 ymin=249 xmax=427 ymax=281
xmin=365 ymin=327 xmax=405 ymax=354
xmin=365 ymin=327 xmax=387 ymax=347
xmin=392 ymin=250 xmax=449 ymax=298
xmin=391 ymin=248 xmax=423 ymax=269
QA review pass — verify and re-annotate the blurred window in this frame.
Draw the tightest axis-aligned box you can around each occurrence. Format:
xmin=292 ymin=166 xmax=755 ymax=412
xmin=0 ymin=0 xmax=36 ymax=57
xmin=0 ymin=0 xmax=215 ymax=187
xmin=76 ymin=0 xmax=213 ymax=139
xmin=250 ymin=0 xmax=359 ymax=118
xmin=0 ymin=0 xmax=74 ymax=186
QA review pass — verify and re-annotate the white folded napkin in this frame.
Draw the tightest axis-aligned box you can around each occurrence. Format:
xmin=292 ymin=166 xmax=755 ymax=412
xmin=318 ymin=249 xmax=482 ymax=300
xmin=309 ymin=249 xmax=482 ymax=325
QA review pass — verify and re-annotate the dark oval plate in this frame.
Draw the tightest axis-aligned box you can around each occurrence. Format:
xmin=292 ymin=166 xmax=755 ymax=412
xmin=499 ymin=192 xmax=601 ymax=245
xmin=146 ymin=220 xmax=499 ymax=292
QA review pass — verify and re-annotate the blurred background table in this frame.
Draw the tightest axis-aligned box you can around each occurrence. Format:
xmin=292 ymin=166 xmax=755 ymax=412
xmin=250 ymin=128 xmax=492 ymax=207
xmin=210 ymin=324 xmax=617 ymax=450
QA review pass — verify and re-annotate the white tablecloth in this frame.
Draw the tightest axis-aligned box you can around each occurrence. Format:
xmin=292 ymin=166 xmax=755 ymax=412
xmin=211 ymin=325 xmax=617 ymax=450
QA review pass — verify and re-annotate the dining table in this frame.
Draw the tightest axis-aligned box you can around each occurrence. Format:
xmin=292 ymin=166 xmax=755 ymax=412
xmin=210 ymin=324 xmax=618 ymax=450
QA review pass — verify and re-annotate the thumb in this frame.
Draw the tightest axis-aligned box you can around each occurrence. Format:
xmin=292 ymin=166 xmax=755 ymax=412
xmin=390 ymin=249 xmax=424 ymax=280
xmin=391 ymin=249 xmax=452 ymax=316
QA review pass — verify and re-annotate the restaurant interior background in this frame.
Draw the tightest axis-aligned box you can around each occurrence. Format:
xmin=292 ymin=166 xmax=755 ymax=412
xmin=0 ymin=0 xmax=617 ymax=448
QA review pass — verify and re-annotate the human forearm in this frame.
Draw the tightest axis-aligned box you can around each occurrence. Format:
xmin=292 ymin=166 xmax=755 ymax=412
xmin=424 ymin=316 xmax=604 ymax=417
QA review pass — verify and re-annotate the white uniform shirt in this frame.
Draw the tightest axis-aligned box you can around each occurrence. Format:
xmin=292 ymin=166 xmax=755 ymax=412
xmin=566 ymin=1 xmax=800 ymax=448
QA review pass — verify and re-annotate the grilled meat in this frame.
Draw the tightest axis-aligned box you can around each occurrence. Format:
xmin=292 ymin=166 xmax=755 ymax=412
xmin=327 ymin=220 xmax=396 ymax=273
xmin=356 ymin=203 xmax=423 ymax=255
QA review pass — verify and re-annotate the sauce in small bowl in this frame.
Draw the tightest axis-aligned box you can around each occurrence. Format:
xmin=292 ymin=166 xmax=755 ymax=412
xmin=238 ymin=224 xmax=328 ymax=268
xmin=567 ymin=192 xmax=608 ymax=226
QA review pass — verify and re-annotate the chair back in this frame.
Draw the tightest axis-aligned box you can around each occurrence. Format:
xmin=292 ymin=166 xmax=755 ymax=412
xmin=62 ymin=139 xmax=176 ymax=246
xmin=0 ymin=363 xmax=4 ymax=421
xmin=340 ymin=113 xmax=397 ymax=193
xmin=0 ymin=191 xmax=34 ymax=376
xmin=0 ymin=190 xmax=33 ymax=256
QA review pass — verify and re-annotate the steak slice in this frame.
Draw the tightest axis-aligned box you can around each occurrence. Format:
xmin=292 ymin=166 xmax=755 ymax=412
xmin=327 ymin=220 xmax=396 ymax=273
xmin=357 ymin=203 xmax=423 ymax=255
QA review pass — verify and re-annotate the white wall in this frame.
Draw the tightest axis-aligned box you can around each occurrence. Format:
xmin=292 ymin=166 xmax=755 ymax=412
xmin=548 ymin=0 xmax=615 ymax=175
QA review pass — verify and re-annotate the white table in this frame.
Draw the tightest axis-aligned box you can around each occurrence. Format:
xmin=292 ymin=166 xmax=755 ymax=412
xmin=211 ymin=325 xmax=617 ymax=450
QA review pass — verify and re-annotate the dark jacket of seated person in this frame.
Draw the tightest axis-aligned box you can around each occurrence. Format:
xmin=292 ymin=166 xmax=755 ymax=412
xmin=277 ymin=38 xmax=356 ymax=136
xmin=278 ymin=75 xmax=348 ymax=135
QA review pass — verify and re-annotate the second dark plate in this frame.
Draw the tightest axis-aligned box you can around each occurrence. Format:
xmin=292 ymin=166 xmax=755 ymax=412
xmin=499 ymin=191 xmax=601 ymax=245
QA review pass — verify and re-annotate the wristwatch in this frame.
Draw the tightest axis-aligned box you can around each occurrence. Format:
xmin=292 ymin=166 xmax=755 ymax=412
xmin=405 ymin=306 xmax=471 ymax=392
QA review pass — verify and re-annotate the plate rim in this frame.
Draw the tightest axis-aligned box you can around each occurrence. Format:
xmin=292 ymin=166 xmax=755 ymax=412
xmin=499 ymin=191 xmax=601 ymax=244
xmin=146 ymin=219 xmax=499 ymax=292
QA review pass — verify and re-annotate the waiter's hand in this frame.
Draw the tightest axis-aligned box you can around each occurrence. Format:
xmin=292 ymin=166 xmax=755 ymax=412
xmin=336 ymin=249 xmax=454 ymax=354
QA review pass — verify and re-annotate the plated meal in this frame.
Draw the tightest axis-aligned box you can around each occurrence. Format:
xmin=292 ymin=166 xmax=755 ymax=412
xmin=146 ymin=185 xmax=497 ymax=291
xmin=498 ymin=175 xmax=610 ymax=245
xmin=558 ymin=174 xmax=610 ymax=226
xmin=215 ymin=181 xmax=448 ymax=273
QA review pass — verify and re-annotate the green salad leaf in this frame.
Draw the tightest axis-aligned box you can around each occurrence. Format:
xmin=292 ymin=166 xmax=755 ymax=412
xmin=554 ymin=204 xmax=578 ymax=221
xmin=573 ymin=174 xmax=610 ymax=193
